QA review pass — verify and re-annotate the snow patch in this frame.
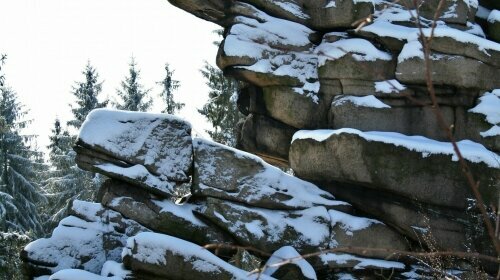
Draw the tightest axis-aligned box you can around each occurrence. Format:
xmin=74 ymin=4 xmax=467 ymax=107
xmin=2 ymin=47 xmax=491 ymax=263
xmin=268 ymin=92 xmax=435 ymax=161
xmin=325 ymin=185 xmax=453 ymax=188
xmin=488 ymin=9 xmax=500 ymax=23
xmin=316 ymin=38 xmax=392 ymax=66
xmin=321 ymin=253 xmax=405 ymax=270
xmin=375 ymin=80 xmax=407 ymax=94
xmin=398 ymin=40 xmax=424 ymax=62
xmin=329 ymin=210 xmax=382 ymax=236
xmin=263 ymin=246 xmax=317 ymax=279
xmin=332 ymin=95 xmax=391 ymax=109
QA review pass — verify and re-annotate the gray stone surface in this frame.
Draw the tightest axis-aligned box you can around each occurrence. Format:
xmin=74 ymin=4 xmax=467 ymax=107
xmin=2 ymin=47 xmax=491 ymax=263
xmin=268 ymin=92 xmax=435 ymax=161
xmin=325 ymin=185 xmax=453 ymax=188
xmin=99 ymin=179 xmax=234 ymax=247
xmin=290 ymin=131 xmax=500 ymax=210
xmin=193 ymin=138 xmax=350 ymax=211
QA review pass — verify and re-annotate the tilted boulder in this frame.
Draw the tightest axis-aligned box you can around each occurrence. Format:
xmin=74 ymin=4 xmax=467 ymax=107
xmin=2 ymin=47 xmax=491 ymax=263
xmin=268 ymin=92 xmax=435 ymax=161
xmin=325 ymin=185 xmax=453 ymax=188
xmin=290 ymin=129 xmax=500 ymax=210
xmin=197 ymin=197 xmax=409 ymax=257
xmin=122 ymin=232 xmax=274 ymax=280
xmin=197 ymin=197 xmax=332 ymax=254
xmin=192 ymin=138 xmax=351 ymax=211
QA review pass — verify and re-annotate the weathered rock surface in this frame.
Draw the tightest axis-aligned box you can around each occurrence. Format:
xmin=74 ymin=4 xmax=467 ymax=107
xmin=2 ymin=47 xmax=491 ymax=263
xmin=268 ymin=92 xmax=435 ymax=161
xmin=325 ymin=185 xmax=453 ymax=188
xmin=396 ymin=41 xmax=500 ymax=90
xmin=198 ymin=197 xmax=409 ymax=256
xmin=198 ymin=197 xmax=332 ymax=254
xmin=290 ymin=129 xmax=500 ymax=209
xmin=193 ymin=138 xmax=350 ymax=211
xmin=290 ymin=129 xmax=500 ymax=252
xmin=237 ymin=113 xmax=297 ymax=165
xmin=75 ymin=109 xmax=193 ymax=197
xmin=99 ymin=179 xmax=234 ymax=247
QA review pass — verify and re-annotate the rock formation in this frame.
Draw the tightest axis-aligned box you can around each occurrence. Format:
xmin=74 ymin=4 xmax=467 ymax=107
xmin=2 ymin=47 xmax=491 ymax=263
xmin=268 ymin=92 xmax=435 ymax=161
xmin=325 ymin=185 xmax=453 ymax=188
xmin=22 ymin=0 xmax=500 ymax=279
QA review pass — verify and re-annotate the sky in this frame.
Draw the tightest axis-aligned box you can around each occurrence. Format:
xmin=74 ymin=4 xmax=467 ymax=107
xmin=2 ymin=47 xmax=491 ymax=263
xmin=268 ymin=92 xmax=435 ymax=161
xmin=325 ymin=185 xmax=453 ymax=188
xmin=0 ymin=0 xmax=219 ymax=150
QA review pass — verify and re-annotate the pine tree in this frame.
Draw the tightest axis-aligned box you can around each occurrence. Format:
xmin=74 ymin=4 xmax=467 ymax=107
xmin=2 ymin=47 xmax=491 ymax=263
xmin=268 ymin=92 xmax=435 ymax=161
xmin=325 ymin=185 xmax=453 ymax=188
xmin=198 ymin=62 xmax=242 ymax=147
xmin=43 ymin=62 xmax=108 ymax=229
xmin=0 ymin=85 xmax=46 ymax=234
xmin=158 ymin=63 xmax=184 ymax=114
xmin=68 ymin=62 xmax=108 ymax=130
xmin=114 ymin=58 xmax=152 ymax=112
xmin=44 ymin=118 xmax=97 ymax=229
xmin=0 ymin=54 xmax=6 ymax=87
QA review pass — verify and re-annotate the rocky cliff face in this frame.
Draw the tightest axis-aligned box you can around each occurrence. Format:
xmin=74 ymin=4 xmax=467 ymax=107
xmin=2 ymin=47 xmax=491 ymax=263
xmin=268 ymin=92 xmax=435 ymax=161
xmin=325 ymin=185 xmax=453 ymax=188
xmin=22 ymin=0 xmax=500 ymax=279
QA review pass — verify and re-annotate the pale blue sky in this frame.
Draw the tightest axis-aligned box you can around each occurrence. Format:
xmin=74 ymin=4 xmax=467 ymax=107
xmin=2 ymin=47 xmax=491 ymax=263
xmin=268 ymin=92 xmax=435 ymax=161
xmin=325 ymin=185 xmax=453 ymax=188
xmin=0 ymin=0 xmax=219 ymax=149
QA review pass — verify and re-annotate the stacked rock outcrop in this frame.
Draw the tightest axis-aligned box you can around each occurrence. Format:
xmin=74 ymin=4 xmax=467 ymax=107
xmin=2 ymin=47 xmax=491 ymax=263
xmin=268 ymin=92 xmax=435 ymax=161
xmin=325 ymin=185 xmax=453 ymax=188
xmin=23 ymin=109 xmax=415 ymax=279
xmin=22 ymin=0 xmax=500 ymax=279
xmin=168 ymin=0 xmax=500 ymax=261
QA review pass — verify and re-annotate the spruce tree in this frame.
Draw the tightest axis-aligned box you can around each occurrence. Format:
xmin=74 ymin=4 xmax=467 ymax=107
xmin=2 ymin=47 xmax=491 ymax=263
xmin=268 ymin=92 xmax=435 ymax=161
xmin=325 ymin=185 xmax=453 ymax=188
xmin=44 ymin=118 xmax=97 ymax=229
xmin=68 ymin=62 xmax=108 ymax=130
xmin=198 ymin=62 xmax=242 ymax=147
xmin=114 ymin=58 xmax=152 ymax=112
xmin=44 ymin=62 xmax=108 ymax=229
xmin=0 ymin=85 xmax=46 ymax=234
xmin=158 ymin=63 xmax=184 ymax=114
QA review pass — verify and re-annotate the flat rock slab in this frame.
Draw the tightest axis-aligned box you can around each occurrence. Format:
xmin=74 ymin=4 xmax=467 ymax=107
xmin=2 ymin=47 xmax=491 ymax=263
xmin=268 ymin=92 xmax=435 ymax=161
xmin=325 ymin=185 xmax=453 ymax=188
xmin=396 ymin=40 xmax=500 ymax=90
xmin=77 ymin=109 xmax=193 ymax=183
xmin=123 ymin=232 xmax=274 ymax=280
xmin=290 ymin=129 xmax=500 ymax=209
xmin=21 ymin=201 xmax=148 ymax=277
xmin=193 ymin=137 xmax=350 ymax=211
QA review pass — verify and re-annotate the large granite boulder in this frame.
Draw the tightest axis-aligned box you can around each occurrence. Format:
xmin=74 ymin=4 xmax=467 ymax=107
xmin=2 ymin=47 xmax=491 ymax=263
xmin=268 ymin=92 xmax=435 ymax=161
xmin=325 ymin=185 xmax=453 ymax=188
xmin=290 ymin=129 xmax=500 ymax=210
xmin=396 ymin=40 xmax=500 ymax=90
xmin=192 ymin=138 xmax=350 ymax=211
xmin=75 ymin=109 xmax=193 ymax=197
xmin=290 ymin=129 xmax=500 ymax=253
xmin=122 ymin=232 xmax=274 ymax=280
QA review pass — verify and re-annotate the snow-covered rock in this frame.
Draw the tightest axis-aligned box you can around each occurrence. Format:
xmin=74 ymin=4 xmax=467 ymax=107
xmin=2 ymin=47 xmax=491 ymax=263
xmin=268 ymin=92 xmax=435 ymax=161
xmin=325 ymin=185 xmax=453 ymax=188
xmin=262 ymin=246 xmax=317 ymax=280
xmin=193 ymin=138 xmax=350 ymax=211
xmin=290 ymin=128 xmax=499 ymax=252
xmin=76 ymin=109 xmax=193 ymax=197
xmin=122 ymin=232 xmax=275 ymax=280
xmin=21 ymin=201 xmax=148 ymax=278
